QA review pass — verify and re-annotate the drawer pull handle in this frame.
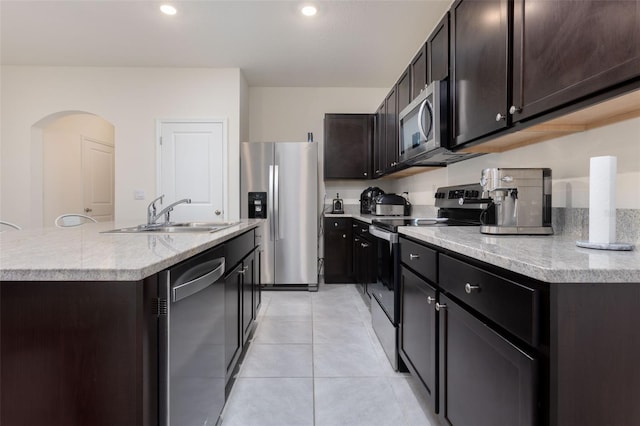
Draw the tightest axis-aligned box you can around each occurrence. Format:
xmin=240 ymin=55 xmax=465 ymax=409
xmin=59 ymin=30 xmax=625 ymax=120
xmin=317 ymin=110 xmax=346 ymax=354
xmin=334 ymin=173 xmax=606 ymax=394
xmin=465 ymin=283 xmax=480 ymax=294
xmin=427 ymin=296 xmax=436 ymax=304
xmin=435 ymin=302 xmax=447 ymax=311
xmin=409 ymin=254 xmax=420 ymax=260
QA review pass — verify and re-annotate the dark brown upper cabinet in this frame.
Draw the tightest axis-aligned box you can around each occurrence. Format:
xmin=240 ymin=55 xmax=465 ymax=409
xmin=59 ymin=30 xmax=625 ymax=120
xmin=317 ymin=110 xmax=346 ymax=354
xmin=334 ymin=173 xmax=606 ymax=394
xmin=384 ymin=86 xmax=399 ymax=172
xmin=411 ymin=44 xmax=428 ymax=100
xmin=511 ymin=0 xmax=640 ymax=122
xmin=450 ymin=0 xmax=510 ymax=147
xmin=374 ymin=102 xmax=386 ymax=178
xmin=397 ymin=66 xmax=412 ymax=114
xmin=427 ymin=13 xmax=450 ymax=84
xmin=324 ymin=113 xmax=373 ymax=179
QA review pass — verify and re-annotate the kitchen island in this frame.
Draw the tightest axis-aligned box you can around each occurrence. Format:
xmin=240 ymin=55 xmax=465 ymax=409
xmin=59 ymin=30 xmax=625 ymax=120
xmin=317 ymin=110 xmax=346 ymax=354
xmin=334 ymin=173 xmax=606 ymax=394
xmin=0 ymin=219 xmax=263 ymax=426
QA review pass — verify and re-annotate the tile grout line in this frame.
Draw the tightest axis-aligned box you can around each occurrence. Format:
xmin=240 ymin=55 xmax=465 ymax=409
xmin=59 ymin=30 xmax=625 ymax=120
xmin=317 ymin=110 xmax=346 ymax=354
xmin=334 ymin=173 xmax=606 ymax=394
xmin=311 ymin=289 xmax=317 ymax=426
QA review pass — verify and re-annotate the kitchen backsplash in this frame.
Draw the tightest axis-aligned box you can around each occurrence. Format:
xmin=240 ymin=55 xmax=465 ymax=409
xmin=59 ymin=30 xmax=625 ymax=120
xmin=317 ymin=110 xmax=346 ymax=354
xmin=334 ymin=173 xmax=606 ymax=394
xmin=553 ymin=208 xmax=640 ymax=245
xmin=324 ymin=203 xmax=640 ymax=245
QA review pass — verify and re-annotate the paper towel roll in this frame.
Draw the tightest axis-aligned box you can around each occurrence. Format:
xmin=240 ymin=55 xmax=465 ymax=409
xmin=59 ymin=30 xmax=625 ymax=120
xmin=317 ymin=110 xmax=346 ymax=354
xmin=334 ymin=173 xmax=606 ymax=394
xmin=589 ymin=156 xmax=617 ymax=244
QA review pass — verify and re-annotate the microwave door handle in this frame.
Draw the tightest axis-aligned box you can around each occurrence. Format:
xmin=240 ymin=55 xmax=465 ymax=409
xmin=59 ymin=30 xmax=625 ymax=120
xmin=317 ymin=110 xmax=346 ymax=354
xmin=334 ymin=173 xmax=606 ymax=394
xmin=417 ymin=98 xmax=428 ymax=141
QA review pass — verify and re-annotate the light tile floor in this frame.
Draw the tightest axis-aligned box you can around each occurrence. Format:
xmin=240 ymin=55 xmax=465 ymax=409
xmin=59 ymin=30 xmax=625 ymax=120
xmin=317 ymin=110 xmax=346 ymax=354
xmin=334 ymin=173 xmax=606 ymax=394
xmin=221 ymin=283 xmax=441 ymax=426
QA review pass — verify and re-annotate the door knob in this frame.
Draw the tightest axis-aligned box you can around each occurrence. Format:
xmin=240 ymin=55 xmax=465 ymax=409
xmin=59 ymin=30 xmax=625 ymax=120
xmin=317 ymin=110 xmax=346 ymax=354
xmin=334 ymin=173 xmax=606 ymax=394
xmin=215 ymin=210 xmax=221 ymax=215
xmin=84 ymin=208 xmax=92 ymax=213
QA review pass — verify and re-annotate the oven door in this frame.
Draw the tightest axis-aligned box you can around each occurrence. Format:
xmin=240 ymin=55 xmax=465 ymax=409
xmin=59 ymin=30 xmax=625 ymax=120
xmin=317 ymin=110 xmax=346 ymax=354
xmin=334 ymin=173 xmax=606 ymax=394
xmin=368 ymin=225 xmax=399 ymax=324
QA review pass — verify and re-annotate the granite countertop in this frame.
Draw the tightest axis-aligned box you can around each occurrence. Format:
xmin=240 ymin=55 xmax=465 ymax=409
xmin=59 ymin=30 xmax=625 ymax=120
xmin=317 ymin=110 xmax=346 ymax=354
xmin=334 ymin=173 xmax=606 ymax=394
xmin=399 ymin=226 xmax=640 ymax=284
xmin=0 ymin=219 xmax=263 ymax=282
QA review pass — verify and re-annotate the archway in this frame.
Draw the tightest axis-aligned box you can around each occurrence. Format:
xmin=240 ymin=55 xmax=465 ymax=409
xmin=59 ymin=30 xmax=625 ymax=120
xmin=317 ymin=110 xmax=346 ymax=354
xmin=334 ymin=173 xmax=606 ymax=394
xmin=31 ymin=111 xmax=115 ymax=227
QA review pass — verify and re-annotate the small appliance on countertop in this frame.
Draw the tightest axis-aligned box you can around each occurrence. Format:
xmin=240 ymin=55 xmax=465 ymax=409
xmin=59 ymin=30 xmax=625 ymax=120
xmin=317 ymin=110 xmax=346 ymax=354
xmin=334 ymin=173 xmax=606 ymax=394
xmin=360 ymin=187 xmax=385 ymax=214
xmin=331 ymin=193 xmax=344 ymax=214
xmin=373 ymin=193 xmax=412 ymax=216
xmin=479 ymin=168 xmax=553 ymax=235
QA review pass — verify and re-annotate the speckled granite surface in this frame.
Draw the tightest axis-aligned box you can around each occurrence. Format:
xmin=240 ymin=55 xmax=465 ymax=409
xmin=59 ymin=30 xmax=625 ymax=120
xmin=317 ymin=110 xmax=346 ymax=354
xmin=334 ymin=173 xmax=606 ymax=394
xmin=399 ymin=226 xmax=640 ymax=283
xmin=0 ymin=220 xmax=263 ymax=281
xmin=327 ymin=206 xmax=640 ymax=283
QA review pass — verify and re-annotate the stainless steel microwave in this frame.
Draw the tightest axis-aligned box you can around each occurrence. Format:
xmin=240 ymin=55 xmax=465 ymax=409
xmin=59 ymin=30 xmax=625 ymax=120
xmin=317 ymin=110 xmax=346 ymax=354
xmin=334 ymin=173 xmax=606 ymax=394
xmin=398 ymin=80 xmax=449 ymax=164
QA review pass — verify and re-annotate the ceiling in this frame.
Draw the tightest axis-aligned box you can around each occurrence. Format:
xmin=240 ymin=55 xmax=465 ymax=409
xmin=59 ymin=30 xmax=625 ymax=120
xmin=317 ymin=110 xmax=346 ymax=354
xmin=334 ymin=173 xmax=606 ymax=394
xmin=0 ymin=0 xmax=451 ymax=87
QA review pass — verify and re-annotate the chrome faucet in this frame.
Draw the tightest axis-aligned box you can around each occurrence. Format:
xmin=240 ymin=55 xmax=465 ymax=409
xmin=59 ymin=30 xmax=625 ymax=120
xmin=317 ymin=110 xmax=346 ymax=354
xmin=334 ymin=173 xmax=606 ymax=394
xmin=148 ymin=198 xmax=192 ymax=225
xmin=147 ymin=195 xmax=165 ymax=225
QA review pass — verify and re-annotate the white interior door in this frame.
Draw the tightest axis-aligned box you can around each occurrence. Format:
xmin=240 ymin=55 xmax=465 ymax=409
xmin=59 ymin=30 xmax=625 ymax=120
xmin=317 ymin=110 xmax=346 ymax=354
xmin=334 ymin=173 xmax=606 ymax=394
xmin=159 ymin=121 xmax=226 ymax=222
xmin=82 ymin=137 xmax=115 ymax=221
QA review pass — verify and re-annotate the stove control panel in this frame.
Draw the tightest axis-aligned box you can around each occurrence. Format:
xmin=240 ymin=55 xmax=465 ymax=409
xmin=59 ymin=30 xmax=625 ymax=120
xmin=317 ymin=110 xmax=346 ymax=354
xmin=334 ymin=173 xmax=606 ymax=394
xmin=434 ymin=183 xmax=487 ymax=209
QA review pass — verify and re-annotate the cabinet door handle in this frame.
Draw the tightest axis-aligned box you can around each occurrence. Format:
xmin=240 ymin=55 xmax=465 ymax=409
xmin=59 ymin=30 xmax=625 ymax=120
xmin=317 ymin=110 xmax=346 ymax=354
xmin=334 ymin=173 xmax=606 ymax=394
xmin=334 ymin=222 xmax=338 ymax=227
xmin=509 ymin=105 xmax=521 ymax=115
xmin=354 ymin=237 xmax=360 ymax=242
xmin=353 ymin=223 xmax=358 ymax=228
xmin=409 ymin=254 xmax=420 ymax=260
xmin=496 ymin=113 xmax=506 ymax=121
xmin=435 ymin=302 xmax=447 ymax=311
xmin=363 ymin=172 xmax=368 ymax=177
xmin=376 ymin=169 xmax=382 ymax=174
xmin=342 ymin=234 xmax=347 ymax=239
xmin=427 ymin=296 xmax=436 ymax=304
xmin=237 ymin=269 xmax=245 ymax=275
xmin=361 ymin=243 xmax=369 ymax=248
xmin=465 ymin=283 xmax=480 ymax=294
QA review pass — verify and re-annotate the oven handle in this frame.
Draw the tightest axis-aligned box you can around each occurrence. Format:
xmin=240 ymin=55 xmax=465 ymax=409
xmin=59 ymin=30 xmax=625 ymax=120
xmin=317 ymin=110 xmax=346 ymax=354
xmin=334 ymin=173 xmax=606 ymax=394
xmin=369 ymin=225 xmax=398 ymax=244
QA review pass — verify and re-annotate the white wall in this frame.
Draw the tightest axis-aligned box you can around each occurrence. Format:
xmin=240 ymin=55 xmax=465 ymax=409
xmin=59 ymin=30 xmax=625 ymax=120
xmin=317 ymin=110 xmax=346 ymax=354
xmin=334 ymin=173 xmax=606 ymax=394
xmin=1 ymin=66 xmax=243 ymax=227
xmin=248 ymin=86 xmax=391 ymax=207
xmin=389 ymin=117 xmax=640 ymax=208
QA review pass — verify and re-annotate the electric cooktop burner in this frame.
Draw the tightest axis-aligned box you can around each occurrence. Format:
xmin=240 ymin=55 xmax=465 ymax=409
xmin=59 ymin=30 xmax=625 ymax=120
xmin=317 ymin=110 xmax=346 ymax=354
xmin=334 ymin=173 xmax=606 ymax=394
xmin=371 ymin=216 xmax=481 ymax=233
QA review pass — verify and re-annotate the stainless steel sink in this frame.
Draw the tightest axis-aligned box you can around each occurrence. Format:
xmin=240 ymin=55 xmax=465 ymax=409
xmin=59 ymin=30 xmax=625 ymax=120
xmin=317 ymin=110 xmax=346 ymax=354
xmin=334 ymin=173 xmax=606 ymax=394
xmin=103 ymin=222 xmax=239 ymax=234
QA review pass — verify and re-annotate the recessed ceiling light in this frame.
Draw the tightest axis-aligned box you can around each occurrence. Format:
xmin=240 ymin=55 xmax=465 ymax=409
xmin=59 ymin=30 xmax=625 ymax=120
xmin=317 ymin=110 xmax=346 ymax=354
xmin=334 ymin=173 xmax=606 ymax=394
xmin=301 ymin=5 xmax=317 ymax=17
xmin=160 ymin=4 xmax=177 ymax=16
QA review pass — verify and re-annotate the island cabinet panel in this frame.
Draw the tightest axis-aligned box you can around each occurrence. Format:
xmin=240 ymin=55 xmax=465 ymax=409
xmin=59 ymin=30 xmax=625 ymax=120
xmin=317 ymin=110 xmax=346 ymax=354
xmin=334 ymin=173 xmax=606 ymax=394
xmin=438 ymin=294 xmax=537 ymax=426
xmin=511 ymin=0 xmax=640 ymax=122
xmin=551 ymin=283 xmax=640 ymax=426
xmin=450 ymin=0 xmax=510 ymax=146
xmin=0 ymin=278 xmax=158 ymax=426
xmin=399 ymin=267 xmax=438 ymax=410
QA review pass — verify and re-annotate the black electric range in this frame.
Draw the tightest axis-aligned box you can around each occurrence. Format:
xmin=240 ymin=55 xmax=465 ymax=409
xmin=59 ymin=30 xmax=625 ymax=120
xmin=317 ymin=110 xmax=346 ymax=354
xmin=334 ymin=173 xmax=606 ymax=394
xmin=367 ymin=183 xmax=488 ymax=371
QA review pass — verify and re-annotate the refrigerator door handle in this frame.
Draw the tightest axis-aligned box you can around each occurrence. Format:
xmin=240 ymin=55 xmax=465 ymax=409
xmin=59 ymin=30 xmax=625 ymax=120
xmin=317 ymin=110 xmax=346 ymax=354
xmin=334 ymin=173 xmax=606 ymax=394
xmin=274 ymin=164 xmax=280 ymax=240
xmin=268 ymin=165 xmax=275 ymax=241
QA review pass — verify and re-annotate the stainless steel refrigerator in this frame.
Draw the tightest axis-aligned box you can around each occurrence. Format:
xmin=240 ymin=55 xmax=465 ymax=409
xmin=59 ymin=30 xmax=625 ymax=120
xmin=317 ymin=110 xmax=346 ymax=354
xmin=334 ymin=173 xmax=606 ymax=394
xmin=240 ymin=142 xmax=318 ymax=290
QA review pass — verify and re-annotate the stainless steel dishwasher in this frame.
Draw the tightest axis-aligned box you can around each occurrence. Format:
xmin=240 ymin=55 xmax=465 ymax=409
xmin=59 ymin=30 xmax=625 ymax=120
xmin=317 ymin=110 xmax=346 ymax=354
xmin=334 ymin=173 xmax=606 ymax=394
xmin=158 ymin=246 xmax=226 ymax=426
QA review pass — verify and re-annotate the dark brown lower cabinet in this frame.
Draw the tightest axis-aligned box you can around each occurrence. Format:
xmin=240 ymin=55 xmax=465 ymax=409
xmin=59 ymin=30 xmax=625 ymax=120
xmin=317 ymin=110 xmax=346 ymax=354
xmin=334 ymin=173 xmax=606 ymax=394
xmin=241 ymin=249 xmax=256 ymax=346
xmin=399 ymin=267 xmax=437 ymax=410
xmin=323 ymin=217 xmax=352 ymax=283
xmin=438 ymin=294 xmax=536 ymax=426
